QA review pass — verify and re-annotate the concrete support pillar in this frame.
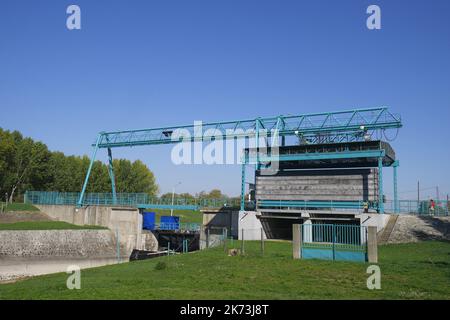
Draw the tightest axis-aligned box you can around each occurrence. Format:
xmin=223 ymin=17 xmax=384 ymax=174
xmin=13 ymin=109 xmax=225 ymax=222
xmin=292 ymin=224 xmax=302 ymax=259
xmin=367 ymin=226 xmax=378 ymax=263
xmin=378 ymin=157 xmax=384 ymax=214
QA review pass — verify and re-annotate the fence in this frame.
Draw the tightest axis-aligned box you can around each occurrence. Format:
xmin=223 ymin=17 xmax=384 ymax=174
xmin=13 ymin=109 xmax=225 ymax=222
xmin=199 ymin=226 xmax=291 ymax=258
xmin=384 ymin=200 xmax=449 ymax=215
xmin=258 ymin=198 xmax=449 ymax=215
xmin=24 ymin=190 xmax=255 ymax=209
xmin=300 ymin=223 xmax=368 ymax=262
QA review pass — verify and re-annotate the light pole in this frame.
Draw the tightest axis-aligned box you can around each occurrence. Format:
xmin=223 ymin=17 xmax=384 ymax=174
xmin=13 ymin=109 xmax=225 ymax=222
xmin=171 ymin=182 xmax=182 ymax=216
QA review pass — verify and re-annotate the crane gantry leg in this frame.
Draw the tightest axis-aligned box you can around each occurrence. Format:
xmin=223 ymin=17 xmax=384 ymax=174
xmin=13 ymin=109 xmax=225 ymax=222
xmin=77 ymin=134 xmax=101 ymax=207
xmin=378 ymin=156 xmax=384 ymax=214
xmin=107 ymin=147 xmax=117 ymax=205
xmin=393 ymin=160 xmax=399 ymax=213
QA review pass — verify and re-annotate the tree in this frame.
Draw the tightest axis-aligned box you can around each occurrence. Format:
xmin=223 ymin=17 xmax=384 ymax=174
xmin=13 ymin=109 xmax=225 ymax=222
xmin=0 ymin=127 xmax=160 ymax=200
xmin=113 ymin=159 xmax=158 ymax=196
xmin=208 ymin=189 xmax=224 ymax=199
xmin=1 ymin=133 xmax=52 ymax=202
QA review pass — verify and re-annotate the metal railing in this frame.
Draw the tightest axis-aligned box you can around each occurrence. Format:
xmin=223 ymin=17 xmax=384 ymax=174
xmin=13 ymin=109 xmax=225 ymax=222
xmin=24 ymin=190 xmax=252 ymax=210
xmin=144 ymin=222 xmax=201 ymax=232
xmin=257 ymin=199 xmax=449 ymax=215
xmin=384 ymin=200 xmax=449 ymax=215
xmin=24 ymin=191 xmax=449 ymax=215
xmin=301 ymin=223 xmax=368 ymax=262
xmin=257 ymin=200 xmax=377 ymax=210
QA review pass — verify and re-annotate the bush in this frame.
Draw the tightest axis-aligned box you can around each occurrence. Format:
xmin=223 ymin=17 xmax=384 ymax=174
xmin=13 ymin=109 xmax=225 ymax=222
xmin=154 ymin=261 xmax=168 ymax=270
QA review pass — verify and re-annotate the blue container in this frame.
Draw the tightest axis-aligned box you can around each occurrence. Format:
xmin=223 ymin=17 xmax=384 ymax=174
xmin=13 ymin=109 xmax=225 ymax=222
xmin=142 ymin=212 xmax=156 ymax=230
xmin=160 ymin=216 xmax=180 ymax=230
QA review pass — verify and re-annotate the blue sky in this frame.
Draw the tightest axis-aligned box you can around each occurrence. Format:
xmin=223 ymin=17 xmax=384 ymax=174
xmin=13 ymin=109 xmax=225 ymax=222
xmin=1 ymin=0 xmax=449 ymax=199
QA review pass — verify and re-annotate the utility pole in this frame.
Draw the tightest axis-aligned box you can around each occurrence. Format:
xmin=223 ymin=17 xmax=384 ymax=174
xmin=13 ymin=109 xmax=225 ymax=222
xmin=417 ymin=181 xmax=420 ymax=203
xmin=170 ymin=181 xmax=181 ymax=217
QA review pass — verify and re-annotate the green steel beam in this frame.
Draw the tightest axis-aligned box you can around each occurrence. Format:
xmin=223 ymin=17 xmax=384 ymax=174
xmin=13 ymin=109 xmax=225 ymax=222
xmin=392 ymin=160 xmax=399 ymax=213
xmin=245 ymin=149 xmax=386 ymax=163
xmin=240 ymin=162 xmax=246 ymax=211
xmin=378 ymin=156 xmax=384 ymax=213
xmin=107 ymin=147 xmax=117 ymax=205
xmin=137 ymin=204 xmax=199 ymax=211
xmin=93 ymin=107 xmax=401 ymax=148
xmin=77 ymin=134 xmax=101 ymax=207
xmin=78 ymin=107 xmax=401 ymax=207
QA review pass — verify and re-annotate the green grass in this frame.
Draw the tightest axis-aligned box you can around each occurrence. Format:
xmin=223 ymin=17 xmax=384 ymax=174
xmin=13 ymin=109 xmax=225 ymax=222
xmin=0 ymin=221 xmax=107 ymax=230
xmin=0 ymin=202 xmax=39 ymax=212
xmin=150 ymin=209 xmax=203 ymax=224
xmin=1 ymin=241 xmax=449 ymax=299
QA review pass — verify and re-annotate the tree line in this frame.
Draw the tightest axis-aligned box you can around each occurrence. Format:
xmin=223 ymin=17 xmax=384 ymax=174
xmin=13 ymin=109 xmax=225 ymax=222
xmin=0 ymin=128 xmax=235 ymax=203
xmin=0 ymin=128 xmax=158 ymax=202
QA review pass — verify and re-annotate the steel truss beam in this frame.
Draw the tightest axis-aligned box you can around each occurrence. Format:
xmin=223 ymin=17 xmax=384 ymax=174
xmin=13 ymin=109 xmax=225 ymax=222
xmin=77 ymin=107 xmax=401 ymax=207
xmin=94 ymin=107 xmax=401 ymax=148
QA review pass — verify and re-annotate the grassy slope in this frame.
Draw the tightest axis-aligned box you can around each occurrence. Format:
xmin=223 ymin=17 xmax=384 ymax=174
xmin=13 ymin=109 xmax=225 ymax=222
xmin=149 ymin=209 xmax=203 ymax=224
xmin=1 ymin=241 xmax=449 ymax=299
xmin=0 ymin=203 xmax=202 ymax=223
xmin=0 ymin=221 xmax=107 ymax=230
xmin=0 ymin=202 xmax=39 ymax=211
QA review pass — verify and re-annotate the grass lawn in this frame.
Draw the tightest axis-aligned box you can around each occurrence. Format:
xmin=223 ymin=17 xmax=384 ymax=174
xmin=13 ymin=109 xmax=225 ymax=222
xmin=150 ymin=209 xmax=203 ymax=224
xmin=0 ymin=221 xmax=107 ymax=230
xmin=0 ymin=202 xmax=39 ymax=212
xmin=1 ymin=241 xmax=449 ymax=299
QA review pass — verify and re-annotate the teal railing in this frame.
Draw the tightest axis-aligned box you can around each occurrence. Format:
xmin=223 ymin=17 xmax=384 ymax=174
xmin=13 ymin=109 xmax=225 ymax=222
xmin=24 ymin=191 xmax=248 ymax=209
xmin=257 ymin=199 xmax=449 ymax=215
xmin=24 ymin=191 xmax=449 ymax=215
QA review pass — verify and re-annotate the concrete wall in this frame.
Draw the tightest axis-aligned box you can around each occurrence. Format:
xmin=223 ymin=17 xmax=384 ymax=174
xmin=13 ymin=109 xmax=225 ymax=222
xmin=238 ymin=211 xmax=267 ymax=240
xmin=36 ymin=205 xmax=144 ymax=254
xmin=256 ymin=168 xmax=379 ymax=202
xmin=358 ymin=213 xmax=390 ymax=233
xmin=0 ymin=229 xmax=118 ymax=257
xmin=0 ymin=229 xmax=123 ymax=281
xmin=202 ymin=209 xmax=239 ymax=238
xmin=140 ymin=231 xmax=159 ymax=251
xmin=201 ymin=209 xmax=266 ymax=242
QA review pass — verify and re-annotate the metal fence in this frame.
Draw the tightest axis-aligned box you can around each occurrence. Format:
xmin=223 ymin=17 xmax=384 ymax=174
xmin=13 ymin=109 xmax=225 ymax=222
xmin=146 ymin=222 xmax=201 ymax=232
xmin=200 ymin=227 xmax=282 ymax=258
xmin=258 ymin=198 xmax=449 ymax=215
xmin=301 ymin=223 xmax=367 ymax=262
xmin=384 ymin=200 xmax=449 ymax=215
xmin=24 ymin=190 xmax=253 ymax=209
xmin=24 ymin=191 xmax=449 ymax=215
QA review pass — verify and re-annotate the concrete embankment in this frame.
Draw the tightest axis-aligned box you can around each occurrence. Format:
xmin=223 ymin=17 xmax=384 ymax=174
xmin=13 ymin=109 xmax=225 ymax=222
xmin=0 ymin=229 xmax=125 ymax=281
xmin=35 ymin=205 xmax=158 ymax=254
xmin=387 ymin=215 xmax=450 ymax=243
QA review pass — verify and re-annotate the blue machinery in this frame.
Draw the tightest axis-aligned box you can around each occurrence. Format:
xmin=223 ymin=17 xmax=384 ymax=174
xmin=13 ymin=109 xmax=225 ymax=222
xmin=76 ymin=107 xmax=402 ymax=213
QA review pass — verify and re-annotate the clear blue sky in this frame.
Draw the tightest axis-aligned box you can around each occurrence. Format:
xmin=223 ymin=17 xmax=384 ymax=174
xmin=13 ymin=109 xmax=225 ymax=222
xmin=1 ymin=0 xmax=449 ymax=199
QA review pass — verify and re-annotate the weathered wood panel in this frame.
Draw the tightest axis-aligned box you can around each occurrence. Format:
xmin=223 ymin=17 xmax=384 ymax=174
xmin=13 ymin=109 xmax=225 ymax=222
xmin=256 ymin=169 xmax=379 ymax=202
